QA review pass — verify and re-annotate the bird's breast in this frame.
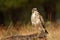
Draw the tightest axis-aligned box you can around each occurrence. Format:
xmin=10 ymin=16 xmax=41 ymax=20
xmin=31 ymin=13 xmax=41 ymax=24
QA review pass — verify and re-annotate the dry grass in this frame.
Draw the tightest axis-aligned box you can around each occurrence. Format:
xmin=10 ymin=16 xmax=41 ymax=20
xmin=0 ymin=21 xmax=60 ymax=40
xmin=46 ymin=21 xmax=60 ymax=40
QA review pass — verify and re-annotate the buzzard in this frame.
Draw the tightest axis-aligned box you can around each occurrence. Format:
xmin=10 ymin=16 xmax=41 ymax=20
xmin=31 ymin=8 xmax=48 ymax=33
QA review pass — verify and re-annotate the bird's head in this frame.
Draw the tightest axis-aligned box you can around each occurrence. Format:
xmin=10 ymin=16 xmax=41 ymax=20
xmin=32 ymin=8 xmax=38 ymax=13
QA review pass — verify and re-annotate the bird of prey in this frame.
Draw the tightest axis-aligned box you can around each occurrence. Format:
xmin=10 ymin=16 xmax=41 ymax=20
xmin=31 ymin=8 xmax=48 ymax=34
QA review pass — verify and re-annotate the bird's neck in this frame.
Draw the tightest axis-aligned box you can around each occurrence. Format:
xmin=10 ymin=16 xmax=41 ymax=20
xmin=32 ymin=11 xmax=37 ymax=14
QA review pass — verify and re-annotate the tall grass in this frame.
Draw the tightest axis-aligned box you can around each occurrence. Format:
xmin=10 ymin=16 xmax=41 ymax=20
xmin=0 ymin=20 xmax=60 ymax=40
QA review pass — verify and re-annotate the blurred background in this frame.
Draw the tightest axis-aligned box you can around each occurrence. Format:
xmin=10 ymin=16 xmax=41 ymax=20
xmin=0 ymin=0 xmax=60 ymax=26
xmin=0 ymin=0 xmax=60 ymax=40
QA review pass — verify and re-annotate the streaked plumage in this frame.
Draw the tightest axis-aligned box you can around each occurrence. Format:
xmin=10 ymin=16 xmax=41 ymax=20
xmin=31 ymin=8 xmax=48 ymax=33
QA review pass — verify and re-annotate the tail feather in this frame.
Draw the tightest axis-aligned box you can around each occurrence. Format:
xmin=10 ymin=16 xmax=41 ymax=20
xmin=42 ymin=24 xmax=48 ymax=34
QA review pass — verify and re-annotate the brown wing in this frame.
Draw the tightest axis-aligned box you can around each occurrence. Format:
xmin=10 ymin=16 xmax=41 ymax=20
xmin=39 ymin=15 xmax=44 ymax=25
